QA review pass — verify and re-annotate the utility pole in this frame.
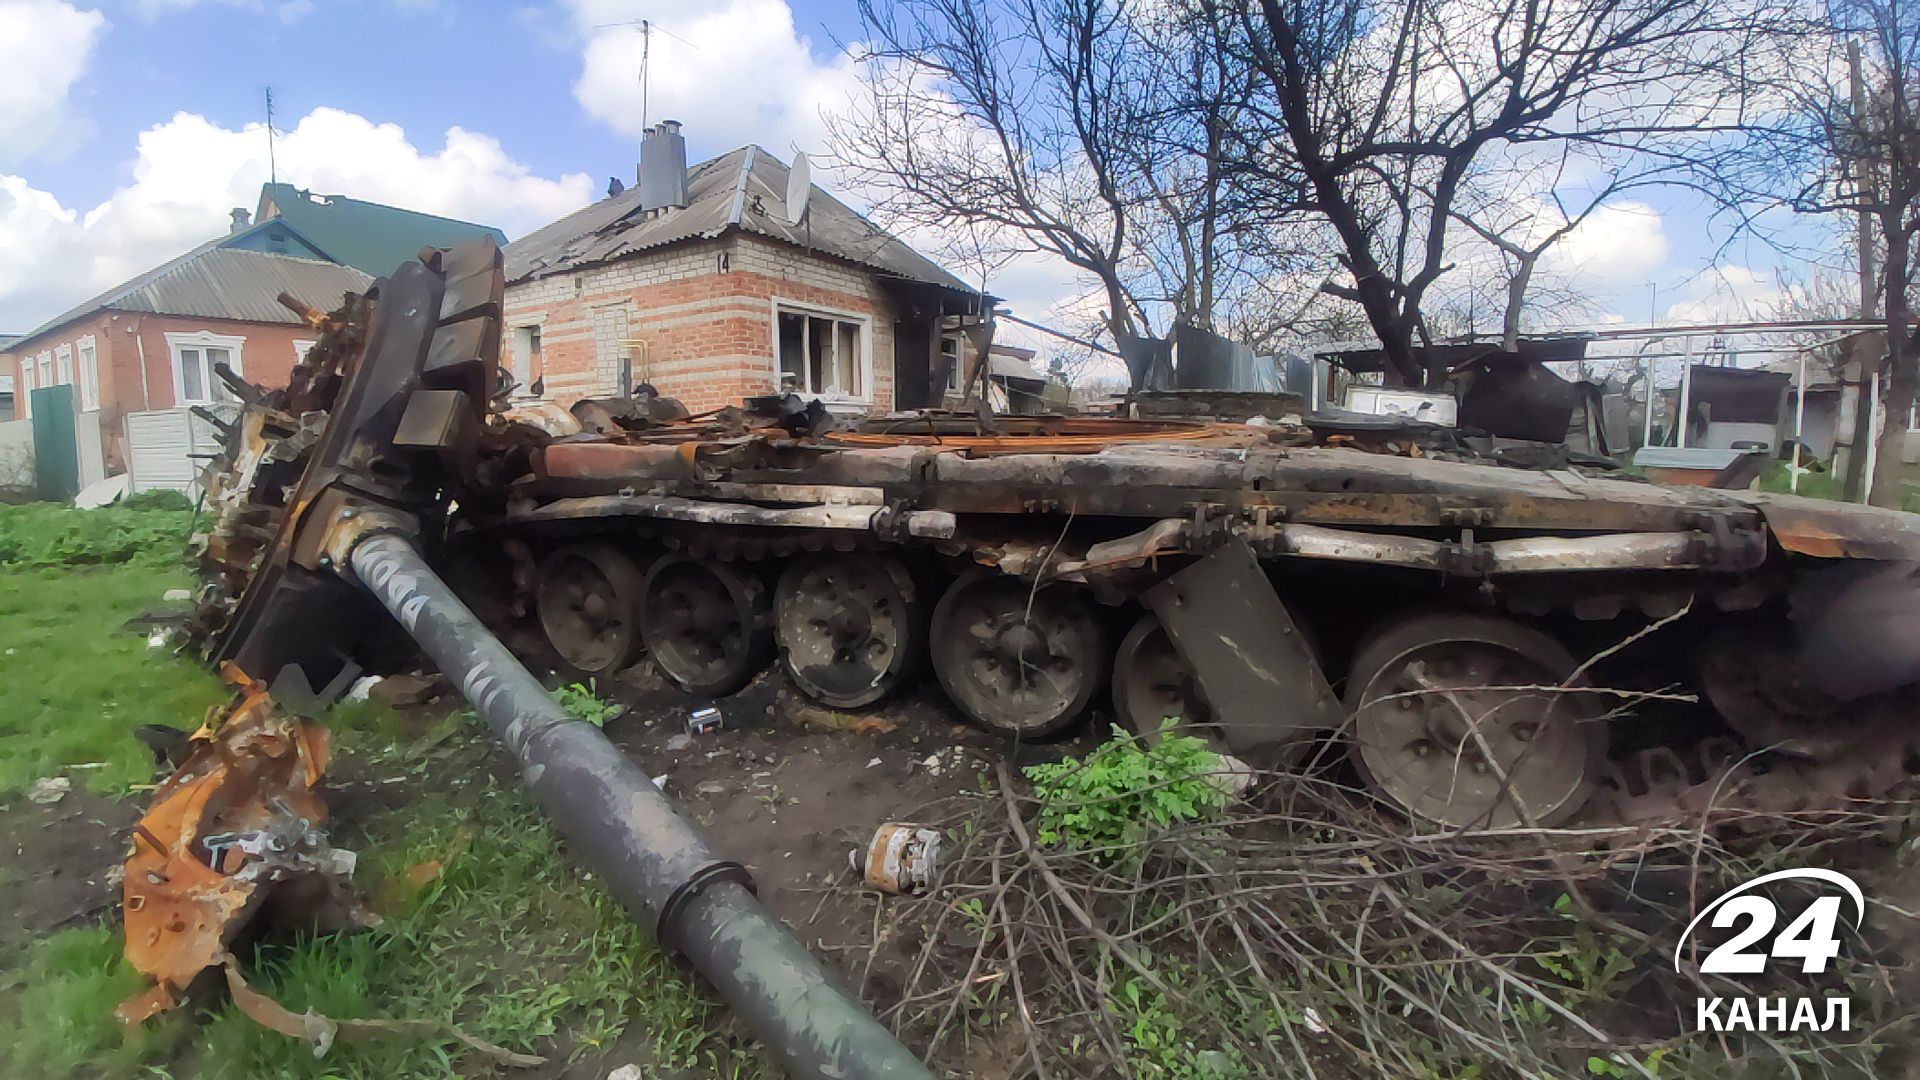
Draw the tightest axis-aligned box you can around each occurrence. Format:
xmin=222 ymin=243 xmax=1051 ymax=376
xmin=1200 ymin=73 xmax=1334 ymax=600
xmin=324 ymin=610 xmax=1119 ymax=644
xmin=1843 ymin=40 xmax=1877 ymax=502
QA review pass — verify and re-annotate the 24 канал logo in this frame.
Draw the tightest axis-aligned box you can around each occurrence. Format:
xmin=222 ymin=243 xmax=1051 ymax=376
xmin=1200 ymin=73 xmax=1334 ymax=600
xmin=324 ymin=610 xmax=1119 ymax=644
xmin=1676 ymin=869 xmax=1864 ymax=1033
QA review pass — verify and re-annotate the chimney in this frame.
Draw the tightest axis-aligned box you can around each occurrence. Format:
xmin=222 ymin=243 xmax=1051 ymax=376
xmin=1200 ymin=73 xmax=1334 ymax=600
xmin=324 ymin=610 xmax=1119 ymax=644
xmin=229 ymin=208 xmax=251 ymax=234
xmin=638 ymin=119 xmax=689 ymax=212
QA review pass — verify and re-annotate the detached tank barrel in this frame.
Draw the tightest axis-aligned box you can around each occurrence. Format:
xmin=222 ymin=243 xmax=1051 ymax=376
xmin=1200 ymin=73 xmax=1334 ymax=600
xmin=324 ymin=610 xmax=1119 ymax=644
xmin=346 ymin=531 xmax=931 ymax=1080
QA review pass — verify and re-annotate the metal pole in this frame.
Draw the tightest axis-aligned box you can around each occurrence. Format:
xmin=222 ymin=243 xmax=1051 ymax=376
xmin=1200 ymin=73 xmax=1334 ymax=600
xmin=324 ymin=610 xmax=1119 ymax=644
xmin=1675 ymin=336 xmax=1695 ymax=449
xmin=346 ymin=531 xmax=932 ymax=1080
xmin=1793 ymin=353 xmax=1807 ymax=493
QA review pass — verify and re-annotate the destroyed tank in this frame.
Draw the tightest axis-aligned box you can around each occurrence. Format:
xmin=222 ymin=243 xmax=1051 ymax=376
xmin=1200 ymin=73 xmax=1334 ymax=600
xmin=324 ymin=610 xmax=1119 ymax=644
xmin=192 ymin=240 xmax=1920 ymax=833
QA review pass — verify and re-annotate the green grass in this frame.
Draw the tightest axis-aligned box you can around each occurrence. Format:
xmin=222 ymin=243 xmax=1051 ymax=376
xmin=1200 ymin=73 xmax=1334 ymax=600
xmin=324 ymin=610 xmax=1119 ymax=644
xmin=1755 ymin=458 xmax=1920 ymax=512
xmin=0 ymin=501 xmax=196 ymax=570
xmin=0 ymin=562 xmax=220 ymax=796
xmin=0 ymin=504 xmax=762 ymax=1077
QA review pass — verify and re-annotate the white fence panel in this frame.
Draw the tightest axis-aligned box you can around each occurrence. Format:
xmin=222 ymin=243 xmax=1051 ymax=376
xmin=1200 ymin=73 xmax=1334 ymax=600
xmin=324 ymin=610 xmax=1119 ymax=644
xmin=0 ymin=417 xmax=33 ymax=491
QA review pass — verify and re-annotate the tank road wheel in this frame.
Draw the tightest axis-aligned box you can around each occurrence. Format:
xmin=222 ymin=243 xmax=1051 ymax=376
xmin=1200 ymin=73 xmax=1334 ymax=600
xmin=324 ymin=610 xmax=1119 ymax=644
xmin=1112 ymin=614 xmax=1222 ymax=751
xmin=640 ymin=556 xmax=773 ymax=696
xmin=534 ymin=544 xmax=646 ymax=679
xmin=930 ymin=574 xmax=1105 ymax=738
xmin=775 ymin=555 xmax=921 ymax=708
xmin=1345 ymin=613 xmax=1605 ymax=829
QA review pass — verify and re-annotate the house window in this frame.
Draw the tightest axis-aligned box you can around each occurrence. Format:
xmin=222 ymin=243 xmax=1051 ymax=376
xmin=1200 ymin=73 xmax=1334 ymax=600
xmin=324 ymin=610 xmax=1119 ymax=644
xmin=16 ymin=361 xmax=30 ymax=418
xmin=165 ymin=331 xmax=245 ymax=406
xmin=55 ymin=344 xmax=73 ymax=385
xmin=37 ymin=351 xmax=52 ymax=387
xmin=775 ymin=304 xmax=869 ymax=399
xmin=293 ymin=339 xmax=316 ymax=365
xmin=77 ymin=336 xmax=99 ymax=411
xmin=510 ymin=325 xmax=543 ymax=394
xmin=940 ymin=333 xmax=963 ymax=392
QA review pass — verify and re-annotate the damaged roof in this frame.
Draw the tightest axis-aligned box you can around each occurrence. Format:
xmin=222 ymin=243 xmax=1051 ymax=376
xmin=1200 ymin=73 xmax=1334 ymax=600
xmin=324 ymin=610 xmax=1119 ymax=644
xmin=16 ymin=239 xmax=373 ymax=346
xmin=504 ymin=146 xmax=974 ymax=294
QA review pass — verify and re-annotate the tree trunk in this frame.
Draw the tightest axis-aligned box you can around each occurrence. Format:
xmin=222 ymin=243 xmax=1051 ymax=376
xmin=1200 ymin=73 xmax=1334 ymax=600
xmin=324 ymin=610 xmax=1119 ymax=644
xmin=1502 ymin=254 xmax=1536 ymax=353
xmin=1869 ymin=229 xmax=1914 ymax=508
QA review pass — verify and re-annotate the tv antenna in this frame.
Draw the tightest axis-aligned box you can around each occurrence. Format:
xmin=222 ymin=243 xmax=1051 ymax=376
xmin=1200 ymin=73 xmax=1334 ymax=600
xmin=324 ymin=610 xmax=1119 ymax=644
xmin=264 ymin=86 xmax=277 ymax=184
xmin=593 ymin=18 xmax=699 ymax=134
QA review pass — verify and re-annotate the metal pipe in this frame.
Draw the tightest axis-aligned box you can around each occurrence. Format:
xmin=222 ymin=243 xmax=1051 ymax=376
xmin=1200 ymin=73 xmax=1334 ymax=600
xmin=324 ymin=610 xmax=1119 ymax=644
xmin=346 ymin=531 xmax=932 ymax=1080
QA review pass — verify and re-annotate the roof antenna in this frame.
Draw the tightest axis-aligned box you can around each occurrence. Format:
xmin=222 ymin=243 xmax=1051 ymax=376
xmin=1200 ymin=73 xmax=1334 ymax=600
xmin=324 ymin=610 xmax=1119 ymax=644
xmin=593 ymin=18 xmax=699 ymax=151
xmin=265 ymin=86 xmax=277 ymax=184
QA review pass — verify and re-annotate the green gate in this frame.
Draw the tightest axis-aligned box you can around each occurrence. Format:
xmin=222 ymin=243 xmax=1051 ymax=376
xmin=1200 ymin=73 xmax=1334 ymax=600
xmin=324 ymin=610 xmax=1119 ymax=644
xmin=30 ymin=384 xmax=79 ymax=502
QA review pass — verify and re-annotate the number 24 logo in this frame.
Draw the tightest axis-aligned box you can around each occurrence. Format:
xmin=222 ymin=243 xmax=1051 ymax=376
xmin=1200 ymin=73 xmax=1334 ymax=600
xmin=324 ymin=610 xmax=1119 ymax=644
xmin=1674 ymin=869 xmax=1865 ymax=976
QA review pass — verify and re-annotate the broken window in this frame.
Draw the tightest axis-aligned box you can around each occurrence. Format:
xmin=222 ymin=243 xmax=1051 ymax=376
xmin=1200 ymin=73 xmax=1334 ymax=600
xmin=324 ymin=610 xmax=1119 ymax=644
xmin=510 ymin=325 xmax=543 ymax=395
xmin=941 ymin=333 xmax=963 ymax=391
xmin=776 ymin=305 xmax=867 ymax=398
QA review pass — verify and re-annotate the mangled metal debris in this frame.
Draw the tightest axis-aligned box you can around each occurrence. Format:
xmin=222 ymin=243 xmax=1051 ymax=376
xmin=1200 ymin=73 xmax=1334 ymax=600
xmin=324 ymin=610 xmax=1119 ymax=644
xmin=117 ymin=666 xmax=357 ymax=1025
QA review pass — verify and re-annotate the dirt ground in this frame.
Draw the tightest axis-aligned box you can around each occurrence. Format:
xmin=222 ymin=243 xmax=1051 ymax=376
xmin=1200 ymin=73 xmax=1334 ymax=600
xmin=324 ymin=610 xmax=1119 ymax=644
xmin=594 ymin=657 xmax=1088 ymax=1005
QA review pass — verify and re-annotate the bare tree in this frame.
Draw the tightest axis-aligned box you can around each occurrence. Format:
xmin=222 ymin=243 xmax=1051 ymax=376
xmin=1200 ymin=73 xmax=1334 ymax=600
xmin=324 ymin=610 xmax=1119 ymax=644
xmin=1760 ymin=0 xmax=1920 ymax=506
xmin=832 ymin=0 xmax=1287 ymax=344
xmin=1203 ymin=0 xmax=1790 ymax=386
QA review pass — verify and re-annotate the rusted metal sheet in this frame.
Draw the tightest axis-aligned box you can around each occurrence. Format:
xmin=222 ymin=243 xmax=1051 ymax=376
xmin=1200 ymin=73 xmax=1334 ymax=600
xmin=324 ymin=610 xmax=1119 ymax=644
xmin=1745 ymin=493 xmax=1920 ymax=561
xmin=118 ymin=667 xmax=351 ymax=1025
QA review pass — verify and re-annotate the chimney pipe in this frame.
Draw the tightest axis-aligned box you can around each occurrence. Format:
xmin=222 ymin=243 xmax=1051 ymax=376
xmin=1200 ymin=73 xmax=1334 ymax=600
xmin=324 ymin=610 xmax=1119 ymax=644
xmin=229 ymin=208 xmax=251 ymax=234
xmin=638 ymin=120 xmax=690 ymax=212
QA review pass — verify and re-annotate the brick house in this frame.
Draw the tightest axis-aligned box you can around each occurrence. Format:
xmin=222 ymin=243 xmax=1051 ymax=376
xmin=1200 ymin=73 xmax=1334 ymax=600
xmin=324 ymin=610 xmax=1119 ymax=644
xmin=502 ymin=124 xmax=990 ymax=415
xmin=4 ymin=187 xmax=503 ymax=493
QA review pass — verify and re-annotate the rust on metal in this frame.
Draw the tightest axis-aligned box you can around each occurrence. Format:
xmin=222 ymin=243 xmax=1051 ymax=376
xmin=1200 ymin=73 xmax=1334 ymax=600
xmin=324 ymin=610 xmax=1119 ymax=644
xmin=117 ymin=665 xmax=338 ymax=1025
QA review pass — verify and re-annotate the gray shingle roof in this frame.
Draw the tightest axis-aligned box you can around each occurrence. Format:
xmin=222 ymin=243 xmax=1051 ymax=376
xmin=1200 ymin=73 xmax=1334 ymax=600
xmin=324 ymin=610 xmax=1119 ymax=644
xmin=19 ymin=241 xmax=373 ymax=345
xmin=504 ymin=146 xmax=973 ymax=294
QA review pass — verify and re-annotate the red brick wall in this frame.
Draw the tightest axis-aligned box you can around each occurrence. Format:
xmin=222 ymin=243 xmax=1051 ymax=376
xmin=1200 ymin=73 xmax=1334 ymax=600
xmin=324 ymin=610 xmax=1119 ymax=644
xmin=5 ymin=311 xmax=318 ymax=474
xmin=502 ymin=233 xmax=911 ymax=414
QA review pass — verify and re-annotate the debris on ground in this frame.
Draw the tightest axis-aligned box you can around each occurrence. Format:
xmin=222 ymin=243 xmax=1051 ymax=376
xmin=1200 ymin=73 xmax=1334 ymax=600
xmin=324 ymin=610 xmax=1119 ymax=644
xmin=854 ymin=823 xmax=942 ymax=895
xmin=116 ymin=665 xmax=360 ymax=1024
xmin=220 ymin=955 xmax=545 ymax=1067
xmin=26 ymin=776 xmax=71 ymax=805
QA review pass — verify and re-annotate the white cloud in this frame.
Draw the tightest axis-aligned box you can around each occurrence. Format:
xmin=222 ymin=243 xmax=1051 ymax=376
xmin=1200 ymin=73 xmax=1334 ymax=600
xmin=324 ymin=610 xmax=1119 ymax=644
xmin=565 ymin=0 xmax=862 ymax=164
xmin=0 ymin=107 xmax=594 ymax=331
xmin=1543 ymin=202 xmax=1670 ymax=288
xmin=0 ymin=1 xmax=107 ymax=167
xmin=1663 ymin=265 xmax=1783 ymax=325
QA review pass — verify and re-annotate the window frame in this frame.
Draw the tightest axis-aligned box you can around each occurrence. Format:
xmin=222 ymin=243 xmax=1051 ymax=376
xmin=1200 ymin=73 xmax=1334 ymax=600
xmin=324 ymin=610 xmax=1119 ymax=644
xmin=164 ymin=331 xmax=246 ymax=407
xmin=509 ymin=323 xmax=545 ymax=397
xmin=77 ymin=335 xmax=99 ymax=411
xmin=940 ymin=332 xmax=964 ymax=392
xmin=37 ymin=351 xmax=52 ymax=388
xmin=16 ymin=359 xmax=31 ymax=418
xmin=770 ymin=299 xmax=873 ymax=403
xmin=55 ymin=344 xmax=73 ymax=386
xmin=293 ymin=339 xmax=316 ymax=366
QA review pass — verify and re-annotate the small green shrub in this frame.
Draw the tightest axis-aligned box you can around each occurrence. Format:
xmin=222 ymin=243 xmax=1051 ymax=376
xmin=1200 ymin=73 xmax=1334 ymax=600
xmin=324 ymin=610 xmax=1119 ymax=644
xmin=1023 ymin=722 xmax=1228 ymax=860
xmin=0 ymin=502 xmax=192 ymax=568
xmin=554 ymin=681 xmax=620 ymax=727
xmin=120 ymin=488 xmax=194 ymax=511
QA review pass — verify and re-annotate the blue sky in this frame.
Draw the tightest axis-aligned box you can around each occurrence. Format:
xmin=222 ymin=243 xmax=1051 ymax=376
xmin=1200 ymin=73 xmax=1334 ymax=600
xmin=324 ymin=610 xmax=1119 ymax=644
xmin=0 ymin=0 xmax=1847 ymax=350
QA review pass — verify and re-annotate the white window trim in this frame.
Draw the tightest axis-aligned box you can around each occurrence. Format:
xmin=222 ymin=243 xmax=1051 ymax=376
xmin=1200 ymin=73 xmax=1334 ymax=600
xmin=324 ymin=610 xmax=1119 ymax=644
xmin=16 ymin=360 xmax=31 ymax=418
xmin=77 ymin=335 xmax=99 ymax=411
xmin=164 ymin=330 xmax=246 ymax=406
xmin=770 ymin=298 xmax=874 ymax=403
xmin=55 ymin=343 xmax=73 ymax=386
xmin=37 ymin=351 xmax=52 ymax=388
xmin=940 ymin=332 xmax=964 ymax=392
xmin=293 ymin=339 xmax=317 ymax=365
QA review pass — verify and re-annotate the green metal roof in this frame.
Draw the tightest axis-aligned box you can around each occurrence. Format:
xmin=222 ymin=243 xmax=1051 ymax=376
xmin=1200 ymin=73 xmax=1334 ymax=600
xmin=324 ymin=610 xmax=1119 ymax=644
xmin=255 ymin=183 xmax=508 ymax=279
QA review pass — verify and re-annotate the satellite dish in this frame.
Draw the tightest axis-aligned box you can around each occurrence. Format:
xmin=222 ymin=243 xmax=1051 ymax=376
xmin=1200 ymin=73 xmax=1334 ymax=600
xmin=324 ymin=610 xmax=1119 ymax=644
xmin=786 ymin=152 xmax=812 ymax=226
